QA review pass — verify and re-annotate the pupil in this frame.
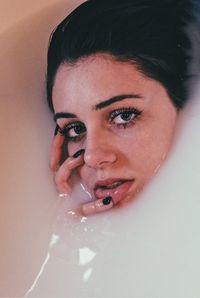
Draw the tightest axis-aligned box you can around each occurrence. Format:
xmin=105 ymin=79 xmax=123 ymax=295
xmin=74 ymin=125 xmax=85 ymax=134
xmin=121 ymin=112 xmax=132 ymax=121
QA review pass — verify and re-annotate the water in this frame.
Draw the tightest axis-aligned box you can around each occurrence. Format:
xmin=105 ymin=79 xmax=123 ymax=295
xmin=0 ymin=1 xmax=200 ymax=297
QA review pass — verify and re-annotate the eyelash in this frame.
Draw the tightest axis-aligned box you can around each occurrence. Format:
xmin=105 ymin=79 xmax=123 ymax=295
xmin=109 ymin=107 xmax=142 ymax=128
xmin=59 ymin=122 xmax=86 ymax=142
xmin=58 ymin=107 xmax=142 ymax=142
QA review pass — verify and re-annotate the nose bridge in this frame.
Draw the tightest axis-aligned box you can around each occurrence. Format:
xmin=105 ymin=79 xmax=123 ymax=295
xmin=86 ymin=125 xmax=106 ymax=149
xmin=84 ymin=126 xmax=117 ymax=168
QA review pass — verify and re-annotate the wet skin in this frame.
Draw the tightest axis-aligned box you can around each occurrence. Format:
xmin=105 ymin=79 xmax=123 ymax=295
xmin=51 ymin=53 xmax=177 ymax=215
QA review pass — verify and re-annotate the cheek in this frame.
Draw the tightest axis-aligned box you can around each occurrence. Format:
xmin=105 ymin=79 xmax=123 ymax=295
xmin=128 ymin=114 xmax=177 ymax=176
xmin=118 ymin=111 xmax=177 ymax=172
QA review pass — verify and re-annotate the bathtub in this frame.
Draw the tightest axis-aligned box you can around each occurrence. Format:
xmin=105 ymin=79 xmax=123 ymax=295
xmin=0 ymin=1 xmax=200 ymax=297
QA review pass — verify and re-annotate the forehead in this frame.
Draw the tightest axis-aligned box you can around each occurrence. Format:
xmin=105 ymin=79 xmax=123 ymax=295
xmin=52 ymin=54 xmax=164 ymax=112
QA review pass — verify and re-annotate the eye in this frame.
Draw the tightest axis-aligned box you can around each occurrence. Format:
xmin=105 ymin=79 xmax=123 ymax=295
xmin=113 ymin=110 xmax=135 ymax=124
xmin=59 ymin=122 xmax=86 ymax=141
xmin=109 ymin=107 xmax=142 ymax=128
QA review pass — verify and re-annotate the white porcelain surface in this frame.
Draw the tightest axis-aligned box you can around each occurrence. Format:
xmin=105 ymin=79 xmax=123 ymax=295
xmin=0 ymin=1 xmax=200 ymax=297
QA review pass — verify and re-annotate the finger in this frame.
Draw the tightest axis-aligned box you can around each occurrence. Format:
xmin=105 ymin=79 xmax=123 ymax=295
xmin=81 ymin=196 xmax=114 ymax=216
xmin=50 ymin=133 xmax=65 ymax=172
xmin=55 ymin=150 xmax=85 ymax=194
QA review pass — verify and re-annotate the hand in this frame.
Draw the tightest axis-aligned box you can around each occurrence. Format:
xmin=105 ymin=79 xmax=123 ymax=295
xmin=50 ymin=132 xmax=84 ymax=194
xmin=50 ymin=129 xmax=114 ymax=215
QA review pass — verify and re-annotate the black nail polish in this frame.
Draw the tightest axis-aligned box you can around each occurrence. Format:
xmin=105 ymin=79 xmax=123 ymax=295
xmin=103 ymin=196 xmax=112 ymax=205
xmin=54 ymin=125 xmax=59 ymax=136
xmin=73 ymin=149 xmax=85 ymax=158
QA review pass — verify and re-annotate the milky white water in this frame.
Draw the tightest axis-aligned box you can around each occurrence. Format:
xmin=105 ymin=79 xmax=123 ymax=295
xmin=0 ymin=1 xmax=200 ymax=297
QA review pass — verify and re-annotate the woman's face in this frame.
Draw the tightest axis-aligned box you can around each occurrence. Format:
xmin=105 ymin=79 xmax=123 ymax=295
xmin=52 ymin=54 xmax=177 ymax=206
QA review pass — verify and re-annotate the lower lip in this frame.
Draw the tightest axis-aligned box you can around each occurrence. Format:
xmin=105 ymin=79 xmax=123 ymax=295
xmin=95 ymin=180 xmax=134 ymax=205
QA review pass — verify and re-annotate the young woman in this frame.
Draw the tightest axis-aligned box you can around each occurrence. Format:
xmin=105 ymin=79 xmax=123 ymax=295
xmin=47 ymin=0 xmax=194 ymax=216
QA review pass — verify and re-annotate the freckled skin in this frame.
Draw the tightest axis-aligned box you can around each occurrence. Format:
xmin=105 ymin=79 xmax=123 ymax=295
xmin=52 ymin=53 xmax=177 ymax=205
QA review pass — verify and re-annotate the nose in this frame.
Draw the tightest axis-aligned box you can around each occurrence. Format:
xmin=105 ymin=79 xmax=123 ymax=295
xmin=83 ymin=133 xmax=117 ymax=169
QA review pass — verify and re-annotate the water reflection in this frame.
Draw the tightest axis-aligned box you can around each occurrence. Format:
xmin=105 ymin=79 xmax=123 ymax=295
xmin=25 ymin=184 xmax=115 ymax=296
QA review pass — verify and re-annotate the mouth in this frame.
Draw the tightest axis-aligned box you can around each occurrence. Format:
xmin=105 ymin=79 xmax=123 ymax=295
xmin=94 ymin=178 xmax=135 ymax=205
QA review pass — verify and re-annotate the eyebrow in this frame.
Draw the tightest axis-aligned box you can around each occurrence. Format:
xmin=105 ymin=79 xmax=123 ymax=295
xmin=54 ymin=112 xmax=77 ymax=121
xmin=93 ymin=94 xmax=143 ymax=110
xmin=54 ymin=93 xmax=143 ymax=121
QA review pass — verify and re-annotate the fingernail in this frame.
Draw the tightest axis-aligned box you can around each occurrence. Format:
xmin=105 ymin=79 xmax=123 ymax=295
xmin=73 ymin=149 xmax=85 ymax=158
xmin=82 ymin=198 xmax=113 ymax=216
xmin=54 ymin=125 xmax=60 ymax=136
xmin=103 ymin=196 xmax=112 ymax=205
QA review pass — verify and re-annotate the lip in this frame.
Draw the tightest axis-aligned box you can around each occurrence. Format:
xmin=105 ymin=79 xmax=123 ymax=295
xmin=94 ymin=178 xmax=135 ymax=205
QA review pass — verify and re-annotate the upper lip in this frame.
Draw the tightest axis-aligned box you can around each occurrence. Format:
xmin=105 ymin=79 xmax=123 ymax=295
xmin=94 ymin=178 xmax=134 ymax=191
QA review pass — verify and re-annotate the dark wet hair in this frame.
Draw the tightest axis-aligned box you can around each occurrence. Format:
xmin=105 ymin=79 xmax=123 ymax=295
xmin=47 ymin=0 xmax=195 ymax=113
